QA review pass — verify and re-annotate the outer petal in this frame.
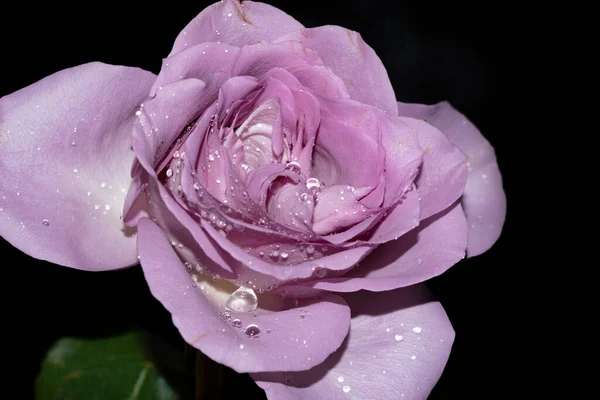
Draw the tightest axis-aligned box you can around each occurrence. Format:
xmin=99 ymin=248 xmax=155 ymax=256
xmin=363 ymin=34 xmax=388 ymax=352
xmin=170 ymin=0 xmax=304 ymax=55
xmin=254 ymin=284 xmax=455 ymax=399
xmin=0 ymin=62 xmax=155 ymax=271
xmin=401 ymin=117 xmax=468 ymax=221
xmin=307 ymin=203 xmax=467 ymax=292
xmin=397 ymin=101 xmax=506 ymax=256
xmin=137 ymin=218 xmax=351 ymax=373
xmin=277 ymin=26 xmax=397 ymax=114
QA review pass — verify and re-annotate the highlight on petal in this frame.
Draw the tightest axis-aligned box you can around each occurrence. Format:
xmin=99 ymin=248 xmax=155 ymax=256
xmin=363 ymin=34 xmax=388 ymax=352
xmin=137 ymin=218 xmax=351 ymax=373
xmin=170 ymin=0 xmax=304 ymax=55
xmin=0 ymin=62 xmax=156 ymax=271
xmin=397 ymin=101 xmax=506 ymax=256
xmin=253 ymin=284 xmax=455 ymax=399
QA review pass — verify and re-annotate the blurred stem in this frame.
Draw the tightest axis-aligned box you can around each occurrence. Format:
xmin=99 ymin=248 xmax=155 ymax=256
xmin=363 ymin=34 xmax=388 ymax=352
xmin=185 ymin=343 xmax=224 ymax=400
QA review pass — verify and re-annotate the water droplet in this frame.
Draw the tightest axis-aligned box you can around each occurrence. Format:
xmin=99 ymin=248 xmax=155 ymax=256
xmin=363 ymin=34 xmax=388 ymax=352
xmin=216 ymin=179 xmax=222 ymax=184
xmin=208 ymin=154 xmax=215 ymax=161
xmin=411 ymin=355 xmax=416 ymax=360
xmin=244 ymin=324 xmax=261 ymax=338
xmin=71 ymin=141 xmax=76 ymax=146
xmin=135 ymin=110 xmax=142 ymax=116
xmin=337 ymin=376 xmax=344 ymax=383
xmin=412 ymin=326 xmax=422 ymax=334
xmin=395 ymin=334 xmax=404 ymax=341
xmin=306 ymin=245 xmax=315 ymax=255
xmin=226 ymin=286 xmax=258 ymax=312
xmin=42 ymin=219 xmax=49 ymax=227
xmin=266 ymin=329 xmax=272 ymax=334
xmin=306 ymin=178 xmax=321 ymax=190
xmin=285 ymin=161 xmax=301 ymax=174
xmin=343 ymin=386 xmax=351 ymax=393
xmin=239 ymin=344 xmax=245 ymax=350
xmin=280 ymin=251 xmax=289 ymax=259
xmin=313 ymin=267 xmax=326 ymax=278
xmin=104 ymin=204 xmax=111 ymax=211
xmin=232 ymin=318 xmax=242 ymax=328
xmin=166 ymin=169 xmax=173 ymax=177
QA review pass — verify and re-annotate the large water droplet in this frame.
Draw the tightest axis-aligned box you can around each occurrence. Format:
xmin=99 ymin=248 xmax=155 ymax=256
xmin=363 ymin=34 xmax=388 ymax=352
xmin=306 ymin=178 xmax=321 ymax=190
xmin=285 ymin=161 xmax=301 ymax=174
xmin=244 ymin=324 xmax=261 ymax=338
xmin=226 ymin=286 xmax=258 ymax=312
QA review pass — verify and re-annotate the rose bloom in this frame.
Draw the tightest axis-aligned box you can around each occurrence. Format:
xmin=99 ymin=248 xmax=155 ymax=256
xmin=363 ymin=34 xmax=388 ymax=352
xmin=0 ymin=1 xmax=505 ymax=398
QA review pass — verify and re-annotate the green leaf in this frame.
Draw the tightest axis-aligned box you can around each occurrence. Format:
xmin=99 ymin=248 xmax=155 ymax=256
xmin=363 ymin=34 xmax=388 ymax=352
xmin=36 ymin=331 xmax=191 ymax=400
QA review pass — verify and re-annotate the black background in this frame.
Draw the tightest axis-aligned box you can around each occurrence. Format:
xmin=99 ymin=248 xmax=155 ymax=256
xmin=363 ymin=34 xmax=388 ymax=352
xmin=2 ymin=1 xmax=521 ymax=398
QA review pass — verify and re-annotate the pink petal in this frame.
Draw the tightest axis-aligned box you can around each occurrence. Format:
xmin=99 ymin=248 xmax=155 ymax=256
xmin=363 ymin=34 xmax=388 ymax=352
xmin=0 ymin=62 xmax=155 ymax=271
xmin=307 ymin=203 xmax=467 ymax=292
xmin=313 ymin=185 xmax=379 ymax=236
xmin=277 ymin=26 xmax=398 ymax=114
xmin=401 ymin=116 xmax=468 ymax=220
xmin=137 ymin=218 xmax=351 ymax=373
xmin=378 ymin=113 xmax=423 ymax=207
xmin=170 ymin=0 xmax=304 ymax=56
xmin=312 ymin=117 xmax=381 ymax=190
xmin=397 ymin=101 xmax=506 ymax=256
xmin=253 ymin=284 xmax=455 ymax=399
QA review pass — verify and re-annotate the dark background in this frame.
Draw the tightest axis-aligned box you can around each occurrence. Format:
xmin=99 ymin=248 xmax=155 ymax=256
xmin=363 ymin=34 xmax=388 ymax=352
xmin=2 ymin=1 xmax=521 ymax=398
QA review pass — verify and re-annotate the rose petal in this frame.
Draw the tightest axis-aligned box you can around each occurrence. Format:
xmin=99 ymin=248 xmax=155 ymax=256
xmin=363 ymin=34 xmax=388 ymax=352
xmin=170 ymin=0 xmax=304 ymax=56
xmin=0 ymin=62 xmax=155 ymax=270
xmin=362 ymin=187 xmax=421 ymax=244
xmin=307 ymin=203 xmax=467 ymax=292
xmin=277 ymin=26 xmax=397 ymax=114
xmin=202 ymin=220 xmax=372 ymax=282
xmin=378 ymin=113 xmax=423 ymax=207
xmin=313 ymin=185 xmax=379 ymax=236
xmin=253 ymin=284 xmax=455 ymax=399
xmin=400 ymin=117 xmax=468 ymax=220
xmin=152 ymin=42 xmax=240 ymax=96
xmin=137 ymin=217 xmax=351 ymax=373
xmin=397 ymin=101 xmax=506 ymax=256
xmin=312 ymin=117 xmax=381 ymax=190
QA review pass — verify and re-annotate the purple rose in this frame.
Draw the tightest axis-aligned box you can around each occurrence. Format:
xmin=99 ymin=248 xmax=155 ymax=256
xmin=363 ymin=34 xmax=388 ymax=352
xmin=0 ymin=1 xmax=506 ymax=398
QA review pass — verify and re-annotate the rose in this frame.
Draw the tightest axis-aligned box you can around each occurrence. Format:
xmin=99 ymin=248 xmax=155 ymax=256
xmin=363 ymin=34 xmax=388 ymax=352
xmin=0 ymin=1 xmax=505 ymax=398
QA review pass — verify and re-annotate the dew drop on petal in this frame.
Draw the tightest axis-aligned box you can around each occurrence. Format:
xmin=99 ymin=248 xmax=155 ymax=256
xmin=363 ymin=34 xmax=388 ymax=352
xmin=232 ymin=318 xmax=242 ymax=328
xmin=343 ymin=386 xmax=351 ymax=393
xmin=395 ymin=334 xmax=404 ymax=341
xmin=306 ymin=178 xmax=321 ymax=190
xmin=413 ymin=326 xmax=422 ymax=334
xmin=244 ymin=324 xmax=261 ymax=338
xmin=226 ymin=287 xmax=258 ymax=312
xmin=42 ymin=219 xmax=49 ymax=227
xmin=337 ymin=376 xmax=344 ymax=383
